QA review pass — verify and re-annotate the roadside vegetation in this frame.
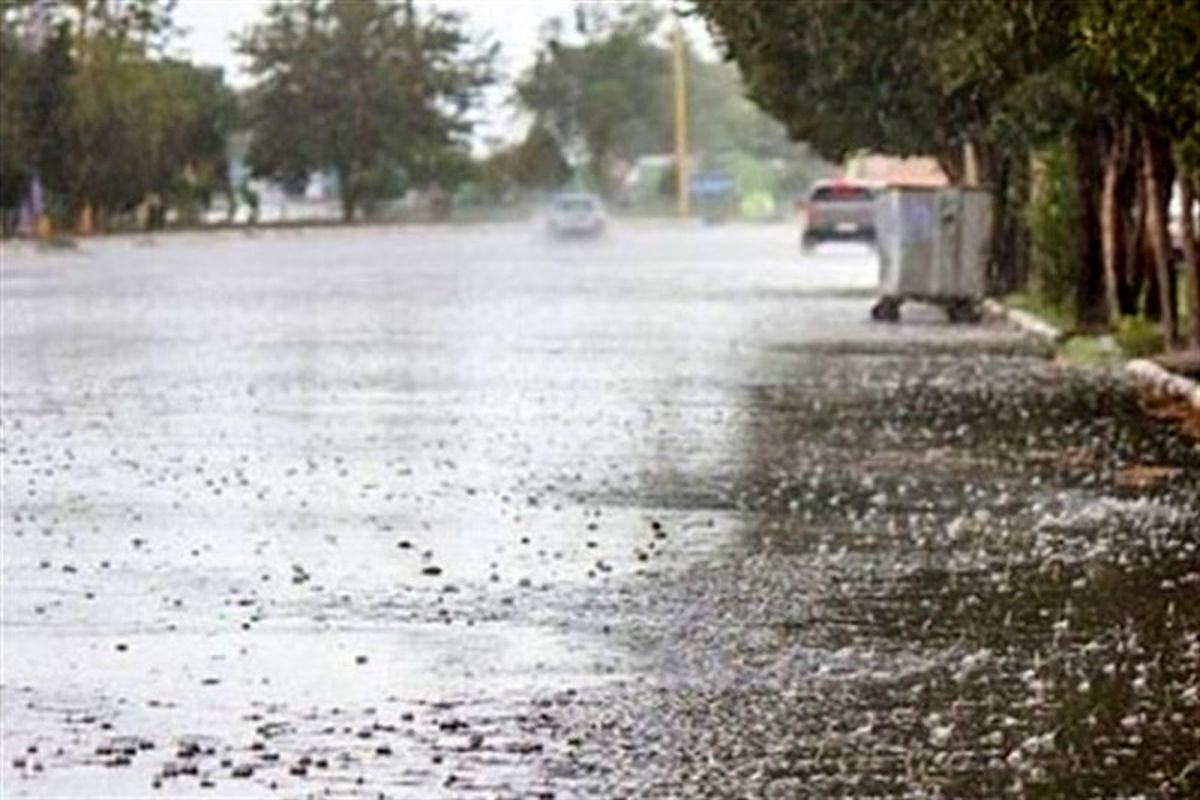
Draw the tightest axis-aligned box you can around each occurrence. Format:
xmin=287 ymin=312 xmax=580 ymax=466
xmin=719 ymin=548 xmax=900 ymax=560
xmin=474 ymin=3 xmax=833 ymax=215
xmin=237 ymin=0 xmax=496 ymax=222
xmin=1 ymin=0 xmax=831 ymax=235
xmin=0 ymin=0 xmax=496 ymax=228
xmin=693 ymin=0 xmax=1200 ymax=355
xmin=0 ymin=0 xmax=236 ymax=233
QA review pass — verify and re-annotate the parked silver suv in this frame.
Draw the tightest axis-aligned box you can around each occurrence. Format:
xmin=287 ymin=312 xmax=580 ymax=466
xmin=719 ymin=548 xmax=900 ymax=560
xmin=800 ymin=179 xmax=879 ymax=251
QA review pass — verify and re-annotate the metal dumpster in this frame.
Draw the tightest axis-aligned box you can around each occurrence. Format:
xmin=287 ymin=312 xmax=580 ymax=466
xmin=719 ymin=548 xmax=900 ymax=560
xmin=871 ymin=187 xmax=992 ymax=322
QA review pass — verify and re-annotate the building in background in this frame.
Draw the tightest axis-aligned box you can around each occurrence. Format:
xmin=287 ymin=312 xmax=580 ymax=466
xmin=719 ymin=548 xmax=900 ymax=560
xmin=845 ymin=154 xmax=948 ymax=188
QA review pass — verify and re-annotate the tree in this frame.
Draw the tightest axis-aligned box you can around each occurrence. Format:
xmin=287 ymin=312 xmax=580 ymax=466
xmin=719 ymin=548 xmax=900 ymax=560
xmin=693 ymin=1 xmax=974 ymax=178
xmin=515 ymin=2 xmax=819 ymax=201
xmin=1 ymin=0 xmax=236 ymax=231
xmin=0 ymin=13 xmax=33 ymax=227
xmin=238 ymin=0 xmax=496 ymax=222
xmin=687 ymin=58 xmax=798 ymax=162
xmin=694 ymin=0 xmax=1199 ymax=350
xmin=511 ymin=122 xmax=572 ymax=190
xmin=694 ymin=0 xmax=1078 ymax=299
xmin=1075 ymin=0 xmax=1200 ymax=348
xmin=136 ymin=60 xmax=238 ymax=223
xmin=515 ymin=3 xmax=666 ymax=196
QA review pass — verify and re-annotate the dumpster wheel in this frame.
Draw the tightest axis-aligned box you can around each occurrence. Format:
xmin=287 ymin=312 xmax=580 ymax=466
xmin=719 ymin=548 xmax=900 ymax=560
xmin=946 ymin=299 xmax=981 ymax=324
xmin=871 ymin=297 xmax=901 ymax=323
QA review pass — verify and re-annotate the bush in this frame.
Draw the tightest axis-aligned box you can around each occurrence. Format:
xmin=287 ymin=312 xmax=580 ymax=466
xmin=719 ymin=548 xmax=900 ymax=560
xmin=1115 ymin=316 xmax=1165 ymax=358
xmin=1025 ymin=142 xmax=1081 ymax=313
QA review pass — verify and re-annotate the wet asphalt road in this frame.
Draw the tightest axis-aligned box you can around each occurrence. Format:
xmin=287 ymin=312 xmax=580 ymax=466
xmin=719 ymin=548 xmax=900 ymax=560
xmin=2 ymin=222 xmax=1199 ymax=799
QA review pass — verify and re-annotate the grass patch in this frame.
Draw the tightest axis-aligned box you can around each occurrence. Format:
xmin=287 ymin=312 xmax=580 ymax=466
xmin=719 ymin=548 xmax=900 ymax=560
xmin=1004 ymin=293 xmax=1175 ymax=362
xmin=1059 ymin=335 xmax=1123 ymax=366
xmin=1114 ymin=316 xmax=1165 ymax=358
xmin=1004 ymin=292 xmax=1074 ymax=332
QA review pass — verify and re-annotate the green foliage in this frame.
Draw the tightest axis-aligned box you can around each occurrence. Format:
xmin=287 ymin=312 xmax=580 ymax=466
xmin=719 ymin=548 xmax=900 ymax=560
xmin=694 ymin=0 xmax=1200 ymax=346
xmin=0 ymin=0 xmax=236 ymax=228
xmin=1025 ymin=143 xmax=1081 ymax=311
xmin=714 ymin=151 xmax=776 ymax=197
xmin=695 ymin=0 xmax=1086 ymax=168
xmin=511 ymin=123 xmax=572 ymax=190
xmin=515 ymin=3 xmax=815 ymax=199
xmin=0 ymin=21 xmax=33 ymax=217
xmin=1076 ymin=0 xmax=1200 ymax=173
xmin=69 ymin=42 xmax=234 ymax=217
xmin=1115 ymin=316 xmax=1165 ymax=358
xmin=1059 ymin=335 xmax=1123 ymax=366
xmin=686 ymin=58 xmax=799 ymax=161
xmin=238 ymin=0 xmax=496 ymax=221
xmin=1005 ymin=292 xmax=1075 ymax=334
xmin=515 ymin=3 xmax=666 ymax=195
xmin=468 ymin=123 xmax=571 ymax=206
xmin=694 ymin=0 xmax=965 ymax=170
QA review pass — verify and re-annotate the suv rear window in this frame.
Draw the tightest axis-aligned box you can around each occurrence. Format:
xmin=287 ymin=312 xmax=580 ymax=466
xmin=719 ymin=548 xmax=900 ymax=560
xmin=811 ymin=186 xmax=874 ymax=203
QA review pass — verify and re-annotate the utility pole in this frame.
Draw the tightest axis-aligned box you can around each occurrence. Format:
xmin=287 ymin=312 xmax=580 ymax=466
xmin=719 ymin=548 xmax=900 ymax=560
xmin=672 ymin=20 xmax=690 ymax=217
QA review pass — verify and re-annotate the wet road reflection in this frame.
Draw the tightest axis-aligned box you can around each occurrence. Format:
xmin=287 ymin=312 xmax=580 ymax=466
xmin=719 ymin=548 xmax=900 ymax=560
xmin=2 ymin=223 xmax=1197 ymax=797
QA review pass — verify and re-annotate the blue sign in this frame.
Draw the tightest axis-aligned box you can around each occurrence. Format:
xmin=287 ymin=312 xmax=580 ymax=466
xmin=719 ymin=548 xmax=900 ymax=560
xmin=690 ymin=172 xmax=736 ymax=199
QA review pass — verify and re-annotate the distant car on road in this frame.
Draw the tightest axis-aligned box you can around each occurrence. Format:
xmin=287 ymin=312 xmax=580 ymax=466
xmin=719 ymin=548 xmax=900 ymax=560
xmin=547 ymin=193 xmax=606 ymax=238
xmin=799 ymin=179 xmax=880 ymax=251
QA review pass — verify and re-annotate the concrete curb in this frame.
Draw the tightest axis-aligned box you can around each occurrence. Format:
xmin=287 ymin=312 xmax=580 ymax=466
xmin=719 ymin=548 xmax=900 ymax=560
xmin=984 ymin=298 xmax=1200 ymax=411
xmin=979 ymin=297 xmax=1065 ymax=357
xmin=980 ymin=298 xmax=1066 ymax=345
xmin=1125 ymin=359 xmax=1200 ymax=411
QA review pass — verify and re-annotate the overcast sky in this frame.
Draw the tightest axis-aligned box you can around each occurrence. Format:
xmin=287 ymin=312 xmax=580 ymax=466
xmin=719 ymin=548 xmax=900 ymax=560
xmin=172 ymin=0 xmax=713 ymax=146
xmin=172 ymin=1 xmax=714 ymax=85
xmin=174 ymin=0 xmax=583 ymax=85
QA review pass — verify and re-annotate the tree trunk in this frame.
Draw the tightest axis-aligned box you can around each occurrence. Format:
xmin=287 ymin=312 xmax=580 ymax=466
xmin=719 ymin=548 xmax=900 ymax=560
xmin=964 ymin=140 xmax=981 ymax=187
xmin=1180 ymin=173 xmax=1200 ymax=350
xmin=1141 ymin=127 xmax=1177 ymax=349
xmin=937 ymin=146 xmax=965 ymax=186
xmin=1100 ymin=149 xmax=1121 ymax=324
xmin=1073 ymin=128 xmax=1108 ymax=329
xmin=77 ymin=202 xmax=95 ymax=236
xmin=1123 ymin=161 xmax=1147 ymax=315
xmin=1099 ymin=122 xmax=1130 ymax=328
xmin=988 ymin=152 xmax=1010 ymax=294
xmin=338 ymin=166 xmax=356 ymax=223
xmin=988 ymin=149 xmax=1029 ymax=296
